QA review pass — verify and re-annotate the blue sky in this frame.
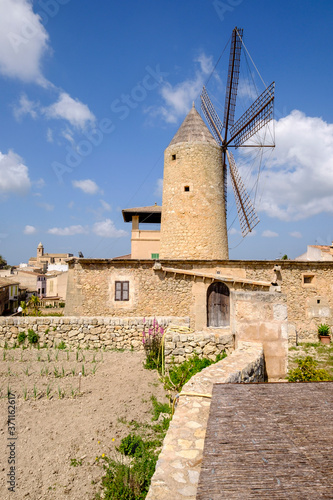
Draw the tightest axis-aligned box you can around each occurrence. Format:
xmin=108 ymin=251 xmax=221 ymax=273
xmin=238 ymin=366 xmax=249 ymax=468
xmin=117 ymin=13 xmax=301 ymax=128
xmin=1 ymin=0 xmax=333 ymax=264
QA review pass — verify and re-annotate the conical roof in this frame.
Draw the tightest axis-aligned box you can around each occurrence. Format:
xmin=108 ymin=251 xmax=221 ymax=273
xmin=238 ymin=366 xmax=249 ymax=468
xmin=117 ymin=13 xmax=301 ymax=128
xmin=168 ymin=103 xmax=217 ymax=147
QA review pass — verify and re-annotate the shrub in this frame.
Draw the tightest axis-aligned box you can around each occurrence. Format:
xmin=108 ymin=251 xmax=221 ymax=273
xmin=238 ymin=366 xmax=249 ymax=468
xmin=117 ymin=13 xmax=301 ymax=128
xmin=287 ymin=356 xmax=331 ymax=382
xmin=164 ymin=353 xmax=227 ymax=392
xmin=27 ymin=329 xmax=39 ymax=345
xmin=117 ymin=434 xmax=145 ymax=458
xmin=59 ymin=302 xmax=65 ymax=308
xmin=57 ymin=341 xmax=66 ymax=350
xmin=18 ymin=332 xmax=27 ymax=344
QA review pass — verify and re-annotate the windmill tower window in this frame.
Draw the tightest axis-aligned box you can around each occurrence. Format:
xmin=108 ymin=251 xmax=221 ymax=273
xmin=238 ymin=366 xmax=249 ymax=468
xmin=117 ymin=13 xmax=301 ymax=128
xmin=171 ymin=154 xmax=176 ymax=160
xmin=184 ymin=186 xmax=190 ymax=192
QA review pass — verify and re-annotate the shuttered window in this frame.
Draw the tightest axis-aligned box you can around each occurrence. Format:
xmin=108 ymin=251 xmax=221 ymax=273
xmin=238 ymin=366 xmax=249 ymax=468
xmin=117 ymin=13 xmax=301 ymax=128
xmin=115 ymin=281 xmax=129 ymax=301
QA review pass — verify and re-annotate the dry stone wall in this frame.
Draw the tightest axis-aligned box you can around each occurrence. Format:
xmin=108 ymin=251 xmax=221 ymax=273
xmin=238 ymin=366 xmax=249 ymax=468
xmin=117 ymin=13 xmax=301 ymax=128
xmin=164 ymin=331 xmax=234 ymax=366
xmin=0 ymin=317 xmax=189 ymax=350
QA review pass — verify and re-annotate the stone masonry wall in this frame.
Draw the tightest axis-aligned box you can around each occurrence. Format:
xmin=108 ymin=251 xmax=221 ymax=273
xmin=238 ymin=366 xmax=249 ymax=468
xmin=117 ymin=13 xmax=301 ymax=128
xmin=65 ymin=261 xmax=194 ymax=320
xmin=164 ymin=332 xmax=234 ymax=366
xmin=146 ymin=342 xmax=264 ymax=500
xmin=0 ymin=316 xmax=189 ymax=350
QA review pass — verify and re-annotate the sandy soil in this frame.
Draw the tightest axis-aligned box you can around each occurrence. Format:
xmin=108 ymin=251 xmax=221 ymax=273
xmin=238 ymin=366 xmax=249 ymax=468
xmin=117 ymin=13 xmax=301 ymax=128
xmin=0 ymin=348 xmax=168 ymax=499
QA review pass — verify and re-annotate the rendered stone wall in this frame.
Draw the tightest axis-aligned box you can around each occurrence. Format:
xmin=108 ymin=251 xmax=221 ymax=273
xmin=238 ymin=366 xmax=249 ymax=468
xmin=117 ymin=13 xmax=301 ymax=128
xmin=160 ymin=141 xmax=228 ymax=260
xmin=146 ymin=342 xmax=264 ymax=500
xmin=232 ymin=290 xmax=288 ymax=380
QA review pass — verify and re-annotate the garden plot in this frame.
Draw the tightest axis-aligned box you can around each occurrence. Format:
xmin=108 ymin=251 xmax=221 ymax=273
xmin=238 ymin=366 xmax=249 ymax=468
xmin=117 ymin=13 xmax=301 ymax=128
xmin=0 ymin=346 xmax=168 ymax=499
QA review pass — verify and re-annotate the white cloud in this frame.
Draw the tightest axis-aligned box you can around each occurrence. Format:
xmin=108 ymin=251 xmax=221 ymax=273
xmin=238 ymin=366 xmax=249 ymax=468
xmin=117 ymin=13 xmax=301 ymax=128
xmin=256 ymin=110 xmax=333 ymax=221
xmin=100 ymin=200 xmax=111 ymax=212
xmin=24 ymin=225 xmax=36 ymax=235
xmin=46 ymin=128 xmax=53 ymax=143
xmin=43 ymin=92 xmax=95 ymax=130
xmin=289 ymin=231 xmax=302 ymax=239
xmin=0 ymin=149 xmax=31 ymax=195
xmin=147 ymin=53 xmax=213 ymax=124
xmin=262 ymin=230 xmax=279 ymax=238
xmin=154 ymin=178 xmax=163 ymax=198
xmin=92 ymin=219 xmax=128 ymax=238
xmin=0 ymin=0 xmax=49 ymax=84
xmin=37 ymin=201 xmax=54 ymax=211
xmin=61 ymin=126 xmax=75 ymax=145
xmin=48 ymin=225 xmax=88 ymax=236
xmin=72 ymin=179 xmax=99 ymax=195
xmin=13 ymin=93 xmax=38 ymax=120
xmin=228 ymin=227 xmax=239 ymax=235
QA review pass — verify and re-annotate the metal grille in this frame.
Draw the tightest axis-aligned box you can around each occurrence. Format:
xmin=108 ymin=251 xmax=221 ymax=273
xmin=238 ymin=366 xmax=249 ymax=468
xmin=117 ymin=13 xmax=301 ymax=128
xmin=227 ymin=150 xmax=259 ymax=236
xmin=223 ymin=28 xmax=243 ymax=131
xmin=201 ymin=86 xmax=223 ymax=145
xmin=229 ymin=82 xmax=275 ymax=147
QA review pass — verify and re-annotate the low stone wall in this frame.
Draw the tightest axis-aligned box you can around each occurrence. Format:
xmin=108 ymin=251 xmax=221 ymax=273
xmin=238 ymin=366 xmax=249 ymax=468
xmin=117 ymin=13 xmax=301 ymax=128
xmin=0 ymin=316 xmax=189 ymax=350
xmin=164 ymin=331 xmax=234 ymax=366
xmin=146 ymin=342 xmax=264 ymax=500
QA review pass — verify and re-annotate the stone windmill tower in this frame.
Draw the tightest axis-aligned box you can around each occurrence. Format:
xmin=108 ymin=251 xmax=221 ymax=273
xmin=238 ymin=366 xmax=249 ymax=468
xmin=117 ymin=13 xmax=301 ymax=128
xmin=159 ymin=103 xmax=229 ymax=260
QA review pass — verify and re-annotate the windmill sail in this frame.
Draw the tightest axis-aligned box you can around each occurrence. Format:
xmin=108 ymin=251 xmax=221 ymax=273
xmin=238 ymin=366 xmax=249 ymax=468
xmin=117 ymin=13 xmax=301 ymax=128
xmin=200 ymin=27 xmax=273 ymax=238
xmin=229 ymin=82 xmax=275 ymax=147
xmin=227 ymin=150 xmax=259 ymax=236
xmin=223 ymin=28 xmax=243 ymax=134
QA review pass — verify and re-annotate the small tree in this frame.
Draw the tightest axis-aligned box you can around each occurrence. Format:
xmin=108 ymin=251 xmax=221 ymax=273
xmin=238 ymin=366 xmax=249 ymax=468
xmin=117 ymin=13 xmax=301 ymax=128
xmin=0 ymin=254 xmax=7 ymax=269
xmin=20 ymin=301 xmax=28 ymax=316
xmin=29 ymin=295 xmax=40 ymax=316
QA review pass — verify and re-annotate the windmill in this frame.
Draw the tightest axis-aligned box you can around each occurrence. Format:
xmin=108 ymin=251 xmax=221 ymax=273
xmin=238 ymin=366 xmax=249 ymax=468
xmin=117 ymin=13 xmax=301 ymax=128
xmin=201 ymin=27 xmax=275 ymax=237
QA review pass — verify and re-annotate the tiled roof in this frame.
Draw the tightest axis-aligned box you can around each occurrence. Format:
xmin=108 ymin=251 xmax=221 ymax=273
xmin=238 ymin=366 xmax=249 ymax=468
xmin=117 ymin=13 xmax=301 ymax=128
xmin=197 ymin=382 xmax=333 ymax=499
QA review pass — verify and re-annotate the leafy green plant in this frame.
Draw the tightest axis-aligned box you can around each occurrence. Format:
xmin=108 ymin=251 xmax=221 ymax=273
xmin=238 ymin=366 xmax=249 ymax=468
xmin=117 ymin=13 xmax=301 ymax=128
xmin=18 ymin=332 xmax=27 ymax=344
xmin=318 ymin=323 xmax=330 ymax=337
xmin=57 ymin=341 xmax=66 ymax=350
xmin=46 ymin=384 xmax=52 ymax=399
xmin=23 ymin=387 xmax=28 ymax=400
xmin=70 ymin=458 xmax=82 ymax=467
xmin=163 ymin=353 xmax=227 ymax=392
xmin=150 ymin=395 xmax=170 ymax=421
xmin=117 ymin=434 xmax=145 ymax=458
xmin=33 ymin=384 xmax=38 ymax=400
xmin=27 ymin=329 xmax=39 ymax=345
xmin=287 ymin=356 xmax=332 ymax=382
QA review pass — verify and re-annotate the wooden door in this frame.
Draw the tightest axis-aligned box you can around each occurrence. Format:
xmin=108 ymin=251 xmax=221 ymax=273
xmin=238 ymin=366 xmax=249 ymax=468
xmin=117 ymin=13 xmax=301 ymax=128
xmin=207 ymin=282 xmax=230 ymax=327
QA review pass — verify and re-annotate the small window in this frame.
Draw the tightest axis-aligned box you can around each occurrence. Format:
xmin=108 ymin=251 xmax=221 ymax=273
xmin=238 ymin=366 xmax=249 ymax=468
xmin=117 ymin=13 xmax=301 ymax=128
xmin=303 ymin=275 xmax=314 ymax=284
xmin=151 ymin=253 xmax=159 ymax=260
xmin=317 ymin=299 xmax=320 ymax=304
xmin=115 ymin=281 xmax=129 ymax=301
xmin=171 ymin=154 xmax=176 ymax=160
xmin=184 ymin=186 xmax=190 ymax=192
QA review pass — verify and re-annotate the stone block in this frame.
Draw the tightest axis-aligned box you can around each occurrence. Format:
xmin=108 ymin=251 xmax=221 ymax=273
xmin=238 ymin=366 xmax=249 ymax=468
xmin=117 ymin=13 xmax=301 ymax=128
xmin=273 ymin=304 xmax=288 ymax=321
xmin=258 ymin=323 xmax=280 ymax=341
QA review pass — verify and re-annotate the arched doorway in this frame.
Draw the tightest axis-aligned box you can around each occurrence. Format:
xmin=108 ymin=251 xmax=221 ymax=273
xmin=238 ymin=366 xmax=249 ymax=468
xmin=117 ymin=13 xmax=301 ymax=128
xmin=207 ymin=282 xmax=230 ymax=327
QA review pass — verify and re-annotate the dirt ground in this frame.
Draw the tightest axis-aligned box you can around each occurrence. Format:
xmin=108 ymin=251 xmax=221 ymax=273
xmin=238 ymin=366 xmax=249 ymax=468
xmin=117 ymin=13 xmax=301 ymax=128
xmin=0 ymin=347 xmax=169 ymax=499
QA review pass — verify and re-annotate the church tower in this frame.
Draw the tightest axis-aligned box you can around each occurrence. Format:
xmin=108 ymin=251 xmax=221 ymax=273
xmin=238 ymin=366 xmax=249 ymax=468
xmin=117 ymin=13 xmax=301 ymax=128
xmin=37 ymin=242 xmax=44 ymax=261
xmin=159 ymin=104 xmax=229 ymax=260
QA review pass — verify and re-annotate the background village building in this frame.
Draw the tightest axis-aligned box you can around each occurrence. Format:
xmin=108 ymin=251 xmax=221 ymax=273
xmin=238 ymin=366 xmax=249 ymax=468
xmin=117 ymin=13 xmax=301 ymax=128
xmin=295 ymin=243 xmax=333 ymax=261
xmin=28 ymin=242 xmax=72 ymax=271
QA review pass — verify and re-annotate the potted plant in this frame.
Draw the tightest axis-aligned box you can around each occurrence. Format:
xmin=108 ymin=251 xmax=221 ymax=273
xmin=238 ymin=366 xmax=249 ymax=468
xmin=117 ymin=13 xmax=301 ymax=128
xmin=318 ymin=323 xmax=331 ymax=345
